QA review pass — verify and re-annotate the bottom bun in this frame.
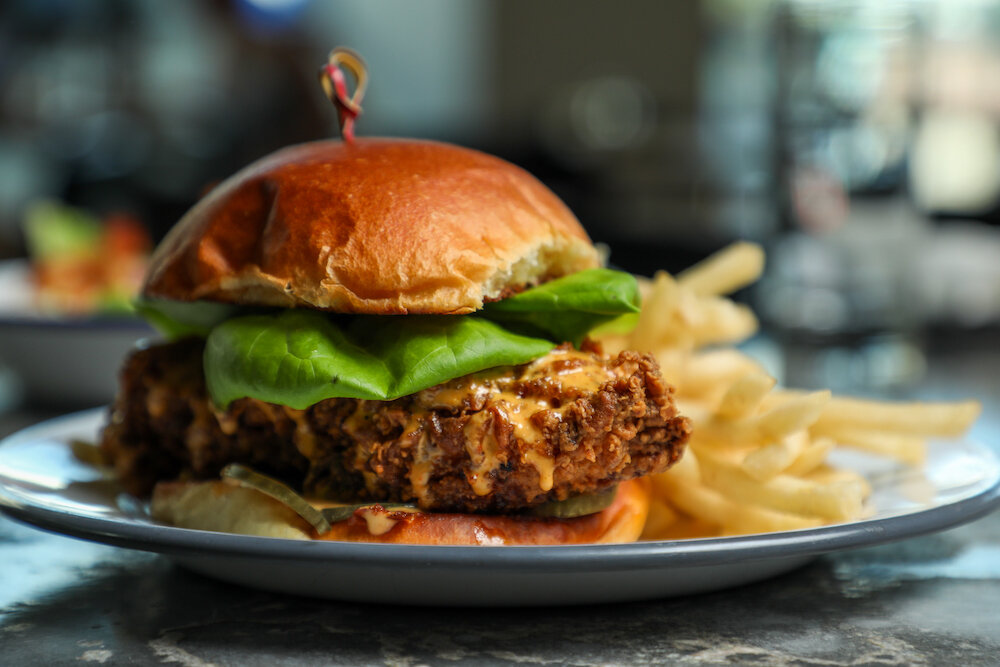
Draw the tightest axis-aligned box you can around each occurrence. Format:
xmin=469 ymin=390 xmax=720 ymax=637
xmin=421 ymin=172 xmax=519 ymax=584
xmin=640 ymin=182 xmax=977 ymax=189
xmin=151 ymin=478 xmax=651 ymax=545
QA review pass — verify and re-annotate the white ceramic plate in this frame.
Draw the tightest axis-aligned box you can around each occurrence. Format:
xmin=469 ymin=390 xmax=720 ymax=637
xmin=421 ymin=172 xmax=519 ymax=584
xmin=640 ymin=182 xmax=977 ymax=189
xmin=0 ymin=260 xmax=153 ymax=405
xmin=1 ymin=409 xmax=998 ymax=607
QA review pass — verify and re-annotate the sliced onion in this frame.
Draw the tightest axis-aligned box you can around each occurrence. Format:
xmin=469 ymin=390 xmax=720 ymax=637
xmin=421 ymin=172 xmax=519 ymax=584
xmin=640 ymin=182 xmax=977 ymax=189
xmin=221 ymin=464 xmax=331 ymax=535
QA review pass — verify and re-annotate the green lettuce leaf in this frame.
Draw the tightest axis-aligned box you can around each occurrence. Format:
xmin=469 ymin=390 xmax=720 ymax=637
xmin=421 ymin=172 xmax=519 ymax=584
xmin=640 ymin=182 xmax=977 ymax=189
xmin=138 ymin=268 xmax=640 ymax=343
xmin=135 ymin=298 xmax=242 ymax=338
xmin=482 ymin=268 xmax=640 ymax=345
xmin=588 ymin=312 xmax=641 ymax=336
xmin=204 ymin=310 xmax=554 ymax=409
xmin=144 ymin=268 xmax=640 ymax=408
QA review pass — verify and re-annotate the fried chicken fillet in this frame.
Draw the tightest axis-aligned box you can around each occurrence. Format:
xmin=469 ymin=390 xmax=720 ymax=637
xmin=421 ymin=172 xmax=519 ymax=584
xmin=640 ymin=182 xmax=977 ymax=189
xmin=101 ymin=338 xmax=690 ymax=513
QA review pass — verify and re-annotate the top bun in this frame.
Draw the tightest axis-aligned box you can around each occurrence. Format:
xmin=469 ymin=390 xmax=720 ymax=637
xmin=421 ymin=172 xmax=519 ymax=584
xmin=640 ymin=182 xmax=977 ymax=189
xmin=143 ymin=139 xmax=600 ymax=314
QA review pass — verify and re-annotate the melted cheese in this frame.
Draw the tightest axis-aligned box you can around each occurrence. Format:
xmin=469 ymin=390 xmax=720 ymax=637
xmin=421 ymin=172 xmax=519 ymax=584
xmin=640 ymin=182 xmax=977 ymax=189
xmin=358 ymin=506 xmax=423 ymax=536
xmin=463 ymin=410 xmax=501 ymax=496
xmin=399 ymin=414 xmax=433 ymax=503
xmin=523 ymin=450 xmax=555 ymax=491
xmin=282 ymin=407 xmax=317 ymax=459
xmin=422 ymin=380 xmax=495 ymax=411
xmin=409 ymin=460 xmax=432 ymax=503
xmin=358 ymin=508 xmax=398 ymax=536
xmin=494 ymin=393 xmax=548 ymax=443
xmin=521 ymin=347 xmax=612 ymax=395
xmin=342 ymin=403 xmax=368 ymax=439
xmin=212 ymin=406 xmax=239 ymax=436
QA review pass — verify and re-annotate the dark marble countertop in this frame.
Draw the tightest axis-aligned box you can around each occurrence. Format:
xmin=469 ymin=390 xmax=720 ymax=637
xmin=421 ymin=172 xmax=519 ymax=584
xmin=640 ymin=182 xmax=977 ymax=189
xmin=2 ymin=333 xmax=999 ymax=666
xmin=2 ymin=512 xmax=998 ymax=666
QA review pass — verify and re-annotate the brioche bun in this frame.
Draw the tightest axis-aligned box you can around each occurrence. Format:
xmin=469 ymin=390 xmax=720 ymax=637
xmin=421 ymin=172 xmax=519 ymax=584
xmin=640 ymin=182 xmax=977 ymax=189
xmin=137 ymin=138 xmax=667 ymax=548
xmin=143 ymin=139 xmax=600 ymax=315
xmin=152 ymin=478 xmax=651 ymax=546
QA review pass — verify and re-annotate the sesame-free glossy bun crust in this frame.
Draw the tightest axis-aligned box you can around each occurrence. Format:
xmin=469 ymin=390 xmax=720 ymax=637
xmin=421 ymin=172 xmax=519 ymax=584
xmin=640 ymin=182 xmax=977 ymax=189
xmin=143 ymin=139 xmax=600 ymax=314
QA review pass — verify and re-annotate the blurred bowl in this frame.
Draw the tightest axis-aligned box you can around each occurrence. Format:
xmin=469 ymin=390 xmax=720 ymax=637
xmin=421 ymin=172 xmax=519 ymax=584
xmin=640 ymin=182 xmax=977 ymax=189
xmin=0 ymin=260 xmax=154 ymax=407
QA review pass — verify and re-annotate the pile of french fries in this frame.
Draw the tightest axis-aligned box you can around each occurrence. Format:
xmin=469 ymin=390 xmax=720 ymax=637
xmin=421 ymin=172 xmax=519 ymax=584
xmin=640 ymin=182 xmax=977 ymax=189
xmin=599 ymin=243 xmax=981 ymax=539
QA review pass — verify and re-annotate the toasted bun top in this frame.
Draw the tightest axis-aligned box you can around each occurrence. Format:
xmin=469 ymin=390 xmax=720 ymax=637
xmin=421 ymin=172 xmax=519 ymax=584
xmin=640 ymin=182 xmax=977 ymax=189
xmin=143 ymin=139 xmax=600 ymax=314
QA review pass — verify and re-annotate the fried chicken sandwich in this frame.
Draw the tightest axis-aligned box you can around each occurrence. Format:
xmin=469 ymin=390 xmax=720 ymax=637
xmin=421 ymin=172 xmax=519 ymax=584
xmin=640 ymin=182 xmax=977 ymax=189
xmin=100 ymin=138 xmax=691 ymax=545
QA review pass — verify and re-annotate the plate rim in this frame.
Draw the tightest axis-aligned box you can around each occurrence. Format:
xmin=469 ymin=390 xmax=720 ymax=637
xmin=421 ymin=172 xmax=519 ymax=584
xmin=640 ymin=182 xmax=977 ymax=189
xmin=2 ymin=408 xmax=999 ymax=574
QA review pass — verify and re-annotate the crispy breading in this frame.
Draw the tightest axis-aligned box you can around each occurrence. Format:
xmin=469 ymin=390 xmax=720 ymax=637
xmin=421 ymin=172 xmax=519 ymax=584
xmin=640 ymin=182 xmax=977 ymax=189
xmin=101 ymin=340 xmax=690 ymax=512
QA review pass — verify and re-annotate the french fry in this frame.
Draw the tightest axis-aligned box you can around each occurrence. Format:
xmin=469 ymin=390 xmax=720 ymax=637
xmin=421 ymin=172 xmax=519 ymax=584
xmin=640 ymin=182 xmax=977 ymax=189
xmin=688 ymin=417 xmax=762 ymax=452
xmin=692 ymin=391 xmax=828 ymax=452
xmin=756 ymin=391 xmax=830 ymax=442
xmin=812 ymin=397 xmax=981 ymax=438
xmin=649 ymin=450 xmax=703 ymax=508
xmin=672 ymin=349 xmax=766 ymax=401
xmin=629 ymin=271 xmax=682 ymax=353
xmin=716 ymin=372 xmax=777 ymax=420
xmin=697 ymin=452 xmax=865 ymax=521
xmin=655 ymin=474 xmax=744 ymax=527
xmin=784 ymin=437 xmax=835 ymax=476
xmin=625 ymin=242 xmax=981 ymax=541
xmin=680 ymin=296 xmax=759 ymax=347
xmin=658 ymin=474 xmax=823 ymax=535
xmin=819 ymin=427 xmax=928 ymax=466
xmin=640 ymin=498 xmax=680 ymax=540
xmin=664 ymin=446 xmax=702 ymax=481
xmin=676 ymin=241 xmax=766 ymax=297
xmin=804 ymin=465 xmax=873 ymax=496
xmin=757 ymin=388 xmax=804 ymax=412
xmin=653 ymin=349 xmax=692 ymax=393
xmin=628 ymin=254 xmax=760 ymax=358
xmin=689 ymin=441 xmax=749 ymax=466
xmin=741 ymin=431 xmax=808 ymax=482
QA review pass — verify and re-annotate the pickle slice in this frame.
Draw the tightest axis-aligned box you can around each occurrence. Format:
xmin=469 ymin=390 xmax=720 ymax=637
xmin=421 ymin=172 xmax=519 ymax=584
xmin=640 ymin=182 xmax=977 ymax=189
xmin=320 ymin=503 xmax=419 ymax=524
xmin=529 ymin=485 xmax=618 ymax=519
xmin=221 ymin=464 xmax=331 ymax=535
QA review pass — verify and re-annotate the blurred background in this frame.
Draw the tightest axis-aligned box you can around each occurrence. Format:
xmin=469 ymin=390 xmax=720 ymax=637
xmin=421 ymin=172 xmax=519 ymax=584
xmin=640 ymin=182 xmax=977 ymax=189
xmin=0 ymin=0 xmax=998 ymax=414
